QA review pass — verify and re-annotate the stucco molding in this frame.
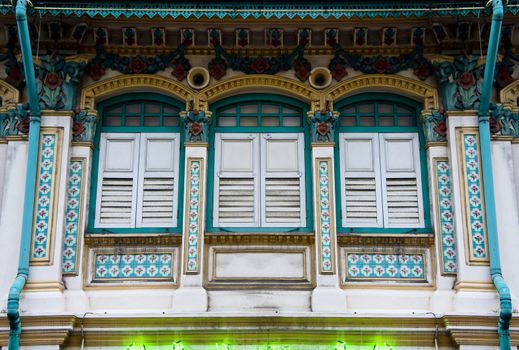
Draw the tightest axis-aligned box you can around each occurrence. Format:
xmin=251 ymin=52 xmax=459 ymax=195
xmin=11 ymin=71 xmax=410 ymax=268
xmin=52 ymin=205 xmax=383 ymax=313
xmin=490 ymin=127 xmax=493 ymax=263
xmin=326 ymin=74 xmax=440 ymax=111
xmin=79 ymin=74 xmax=195 ymax=111
xmin=0 ymin=79 xmax=20 ymax=108
xmin=198 ymin=74 xmax=320 ymax=111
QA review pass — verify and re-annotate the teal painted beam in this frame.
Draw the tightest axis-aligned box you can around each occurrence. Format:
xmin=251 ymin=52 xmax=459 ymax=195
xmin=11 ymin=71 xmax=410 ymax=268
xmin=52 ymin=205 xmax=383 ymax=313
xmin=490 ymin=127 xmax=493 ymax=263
xmin=7 ymin=1 xmax=42 ymax=349
xmin=477 ymin=1 xmax=512 ymax=349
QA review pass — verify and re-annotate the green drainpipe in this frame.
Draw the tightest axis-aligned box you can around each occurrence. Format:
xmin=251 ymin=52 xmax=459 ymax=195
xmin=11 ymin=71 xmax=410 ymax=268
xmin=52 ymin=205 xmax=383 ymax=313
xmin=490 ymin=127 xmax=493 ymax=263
xmin=7 ymin=1 xmax=42 ymax=349
xmin=478 ymin=0 xmax=513 ymax=349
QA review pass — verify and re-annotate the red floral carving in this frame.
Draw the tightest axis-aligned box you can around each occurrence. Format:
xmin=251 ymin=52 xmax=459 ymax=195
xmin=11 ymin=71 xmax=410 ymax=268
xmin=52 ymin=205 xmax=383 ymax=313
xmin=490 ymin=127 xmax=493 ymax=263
xmin=331 ymin=64 xmax=347 ymax=81
xmin=316 ymin=122 xmax=330 ymax=136
xmin=250 ymin=57 xmax=269 ymax=74
xmin=373 ymin=57 xmax=389 ymax=74
xmin=171 ymin=64 xmax=188 ymax=81
xmin=208 ymin=59 xmax=227 ymax=80
xmin=87 ymin=64 xmax=106 ymax=81
xmin=72 ymin=121 xmax=85 ymax=136
xmin=434 ymin=121 xmax=447 ymax=136
xmin=294 ymin=62 xmax=310 ymax=82
xmin=189 ymin=122 xmax=203 ymax=136
xmin=457 ymin=71 xmax=476 ymax=90
xmin=413 ymin=63 xmax=432 ymax=81
xmin=43 ymin=72 xmax=62 ymax=90
xmin=128 ymin=58 xmax=147 ymax=74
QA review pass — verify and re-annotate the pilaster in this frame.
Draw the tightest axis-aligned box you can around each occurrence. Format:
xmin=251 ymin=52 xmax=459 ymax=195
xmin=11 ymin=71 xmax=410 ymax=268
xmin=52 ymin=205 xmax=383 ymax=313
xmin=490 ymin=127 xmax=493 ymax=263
xmin=445 ymin=111 xmax=498 ymax=313
xmin=309 ymin=110 xmax=346 ymax=312
xmin=24 ymin=111 xmax=74 ymax=313
xmin=172 ymin=111 xmax=210 ymax=312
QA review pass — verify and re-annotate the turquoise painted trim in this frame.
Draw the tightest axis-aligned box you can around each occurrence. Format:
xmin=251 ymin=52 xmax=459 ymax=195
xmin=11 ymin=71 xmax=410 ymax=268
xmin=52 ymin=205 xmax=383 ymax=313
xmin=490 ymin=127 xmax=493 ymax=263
xmin=334 ymin=93 xmax=432 ymax=234
xmin=87 ymin=93 xmax=185 ymax=235
xmin=477 ymin=1 xmax=512 ymax=348
xmin=8 ymin=1 xmax=42 ymax=349
xmin=4 ymin=2 xmax=519 ymax=20
xmin=206 ymin=93 xmax=313 ymax=233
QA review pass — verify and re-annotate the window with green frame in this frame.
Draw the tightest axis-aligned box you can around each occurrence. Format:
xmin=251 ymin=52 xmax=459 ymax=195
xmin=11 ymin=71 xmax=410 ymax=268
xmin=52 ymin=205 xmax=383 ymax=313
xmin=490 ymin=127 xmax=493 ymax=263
xmin=88 ymin=93 xmax=185 ymax=234
xmin=334 ymin=93 xmax=431 ymax=234
xmin=206 ymin=94 xmax=313 ymax=232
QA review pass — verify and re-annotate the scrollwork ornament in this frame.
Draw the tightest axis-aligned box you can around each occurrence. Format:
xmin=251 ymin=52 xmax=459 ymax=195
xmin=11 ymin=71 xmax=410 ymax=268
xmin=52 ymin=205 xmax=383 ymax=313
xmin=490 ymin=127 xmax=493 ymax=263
xmin=310 ymin=110 xmax=339 ymax=143
xmin=0 ymin=103 xmax=30 ymax=137
xmin=489 ymin=103 xmax=519 ymax=137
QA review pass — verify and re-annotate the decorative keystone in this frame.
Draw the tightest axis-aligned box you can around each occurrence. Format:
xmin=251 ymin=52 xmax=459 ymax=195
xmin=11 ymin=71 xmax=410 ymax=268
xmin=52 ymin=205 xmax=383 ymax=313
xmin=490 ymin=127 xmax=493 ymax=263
xmin=181 ymin=110 xmax=211 ymax=143
xmin=309 ymin=109 xmax=339 ymax=143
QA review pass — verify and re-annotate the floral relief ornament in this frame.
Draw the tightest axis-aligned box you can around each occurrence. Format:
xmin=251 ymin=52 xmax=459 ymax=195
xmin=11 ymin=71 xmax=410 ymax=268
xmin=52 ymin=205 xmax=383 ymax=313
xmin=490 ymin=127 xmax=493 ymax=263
xmin=182 ymin=110 xmax=210 ymax=143
xmin=310 ymin=109 xmax=339 ymax=143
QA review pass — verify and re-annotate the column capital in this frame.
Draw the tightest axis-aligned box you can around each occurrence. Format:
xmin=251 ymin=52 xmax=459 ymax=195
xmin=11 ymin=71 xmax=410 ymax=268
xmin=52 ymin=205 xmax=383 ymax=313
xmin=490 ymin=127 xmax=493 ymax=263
xmin=180 ymin=110 xmax=212 ymax=143
xmin=421 ymin=109 xmax=447 ymax=144
xmin=308 ymin=109 xmax=340 ymax=144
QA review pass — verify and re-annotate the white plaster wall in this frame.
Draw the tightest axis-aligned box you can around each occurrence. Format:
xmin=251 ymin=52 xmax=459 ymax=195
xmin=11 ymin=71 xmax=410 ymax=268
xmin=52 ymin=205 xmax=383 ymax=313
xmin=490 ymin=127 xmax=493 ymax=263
xmin=0 ymin=140 xmax=28 ymax=307
xmin=0 ymin=142 xmax=7 ymax=212
xmin=491 ymin=140 xmax=519 ymax=305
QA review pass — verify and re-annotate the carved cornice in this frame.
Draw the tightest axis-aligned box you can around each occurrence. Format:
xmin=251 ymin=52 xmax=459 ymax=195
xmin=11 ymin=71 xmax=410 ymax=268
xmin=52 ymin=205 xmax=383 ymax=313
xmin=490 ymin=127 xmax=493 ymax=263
xmin=204 ymin=233 xmax=315 ymax=245
xmin=84 ymin=234 xmax=182 ymax=246
xmin=198 ymin=74 xmax=319 ymax=111
xmin=80 ymin=74 xmax=195 ymax=111
xmin=326 ymin=74 xmax=439 ymax=111
xmin=0 ymin=80 xmax=20 ymax=106
xmin=337 ymin=234 xmax=434 ymax=246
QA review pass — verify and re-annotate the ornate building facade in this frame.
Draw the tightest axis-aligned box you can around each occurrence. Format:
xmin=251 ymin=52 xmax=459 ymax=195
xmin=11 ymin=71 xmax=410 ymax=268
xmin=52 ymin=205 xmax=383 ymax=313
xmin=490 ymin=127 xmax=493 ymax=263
xmin=1 ymin=1 xmax=519 ymax=349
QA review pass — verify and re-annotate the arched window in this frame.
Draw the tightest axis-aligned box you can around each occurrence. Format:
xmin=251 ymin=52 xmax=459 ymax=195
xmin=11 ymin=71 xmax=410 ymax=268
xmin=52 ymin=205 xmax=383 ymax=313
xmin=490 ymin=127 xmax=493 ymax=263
xmin=88 ymin=93 xmax=184 ymax=233
xmin=207 ymin=94 xmax=312 ymax=232
xmin=335 ymin=93 xmax=431 ymax=233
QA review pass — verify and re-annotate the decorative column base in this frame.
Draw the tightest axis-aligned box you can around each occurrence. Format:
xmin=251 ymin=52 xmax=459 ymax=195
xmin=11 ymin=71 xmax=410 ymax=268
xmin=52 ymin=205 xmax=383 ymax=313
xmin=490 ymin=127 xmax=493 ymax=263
xmin=172 ymin=287 xmax=208 ymax=312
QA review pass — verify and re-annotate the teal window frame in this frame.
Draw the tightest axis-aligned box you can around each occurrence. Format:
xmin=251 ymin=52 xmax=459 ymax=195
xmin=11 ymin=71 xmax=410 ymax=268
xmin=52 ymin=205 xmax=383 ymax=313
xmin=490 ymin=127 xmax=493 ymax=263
xmin=334 ymin=93 xmax=432 ymax=234
xmin=87 ymin=92 xmax=185 ymax=234
xmin=206 ymin=93 xmax=313 ymax=233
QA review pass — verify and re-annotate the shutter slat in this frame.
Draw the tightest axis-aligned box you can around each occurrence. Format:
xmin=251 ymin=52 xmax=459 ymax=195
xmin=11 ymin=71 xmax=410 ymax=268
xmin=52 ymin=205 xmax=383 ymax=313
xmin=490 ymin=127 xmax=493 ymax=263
xmin=344 ymin=177 xmax=378 ymax=224
xmin=141 ymin=177 xmax=174 ymax=223
xmin=265 ymin=177 xmax=301 ymax=223
xmin=99 ymin=177 xmax=133 ymax=225
xmin=386 ymin=178 xmax=420 ymax=224
xmin=218 ymin=178 xmax=255 ymax=222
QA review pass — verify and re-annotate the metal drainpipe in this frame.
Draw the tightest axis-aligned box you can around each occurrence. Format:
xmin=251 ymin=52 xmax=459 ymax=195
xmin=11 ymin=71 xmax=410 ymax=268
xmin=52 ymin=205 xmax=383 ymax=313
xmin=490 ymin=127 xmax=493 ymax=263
xmin=7 ymin=1 xmax=42 ymax=349
xmin=477 ymin=1 xmax=513 ymax=349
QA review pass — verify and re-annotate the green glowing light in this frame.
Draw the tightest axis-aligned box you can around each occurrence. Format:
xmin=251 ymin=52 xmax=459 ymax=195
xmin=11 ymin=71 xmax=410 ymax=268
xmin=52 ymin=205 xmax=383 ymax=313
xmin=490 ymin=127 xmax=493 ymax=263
xmin=373 ymin=344 xmax=393 ymax=350
xmin=127 ymin=343 xmax=146 ymax=350
xmin=172 ymin=340 xmax=185 ymax=350
xmin=334 ymin=340 xmax=348 ymax=350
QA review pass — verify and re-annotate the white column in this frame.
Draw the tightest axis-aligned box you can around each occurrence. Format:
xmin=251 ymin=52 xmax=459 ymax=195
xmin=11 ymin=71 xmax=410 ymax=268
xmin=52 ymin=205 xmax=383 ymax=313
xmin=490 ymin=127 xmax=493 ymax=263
xmin=23 ymin=111 xmax=73 ymax=313
xmin=172 ymin=143 xmax=208 ymax=312
xmin=491 ymin=139 xmax=519 ymax=305
xmin=0 ymin=138 xmax=28 ymax=306
xmin=310 ymin=144 xmax=346 ymax=312
xmin=446 ymin=112 xmax=497 ymax=313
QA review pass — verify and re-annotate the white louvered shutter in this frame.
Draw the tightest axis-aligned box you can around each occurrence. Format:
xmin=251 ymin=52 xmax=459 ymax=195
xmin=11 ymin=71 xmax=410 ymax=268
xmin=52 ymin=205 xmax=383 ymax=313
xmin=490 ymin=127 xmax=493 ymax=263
xmin=95 ymin=133 xmax=139 ymax=228
xmin=136 ymin=133 xmax=179 ymax=227
xmin=379 ymin=133 xmax=424 ymax=228
xmin=339 ymin=133 xmax=383 ymax=227
xmin=214 ymin=133 xmax=260 ymax=227
xmin=260 ymin=133 xmax=305 ymax=227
